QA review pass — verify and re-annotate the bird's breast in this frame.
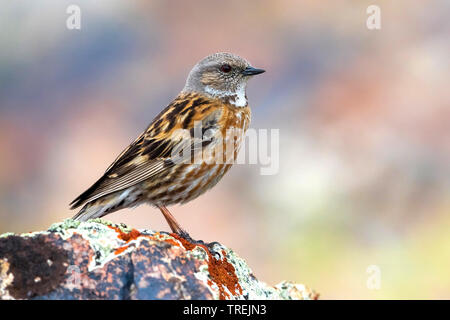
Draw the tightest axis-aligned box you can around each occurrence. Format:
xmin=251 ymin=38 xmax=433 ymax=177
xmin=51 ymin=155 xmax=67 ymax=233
xmin=211 ymin=104 xmax=251 ymax=163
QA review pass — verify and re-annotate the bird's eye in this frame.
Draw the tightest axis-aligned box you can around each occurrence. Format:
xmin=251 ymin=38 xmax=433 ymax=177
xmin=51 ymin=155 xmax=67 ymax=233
xmin=220 ymin=64 xmax=232 ymax=73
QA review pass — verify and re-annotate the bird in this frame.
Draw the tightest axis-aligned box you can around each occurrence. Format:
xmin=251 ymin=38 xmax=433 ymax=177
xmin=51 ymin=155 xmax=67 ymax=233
xmin=70 ymin=52 xmax=265 ymax=242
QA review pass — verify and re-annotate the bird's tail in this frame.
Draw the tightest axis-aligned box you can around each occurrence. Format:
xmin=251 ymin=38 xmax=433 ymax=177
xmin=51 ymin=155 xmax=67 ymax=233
xmin=71 ymin=188 xmax=138 ymax=222
xmin=72 ymin=202 xmax=110 ymax=222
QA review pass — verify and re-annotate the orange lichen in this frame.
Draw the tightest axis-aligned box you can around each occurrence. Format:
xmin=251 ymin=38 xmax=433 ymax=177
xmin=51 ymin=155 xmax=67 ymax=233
xmin=108 ymin=226 xmax=186 ymax=255
xmin=106 ymin=226 xmax=242 ymax=299
xmin=171 ymin=233 xmax=197 ymax=251
xmin=108 ymin=226 xmax=141 ymax=242
xmin=114 ymin=245 xmax=130 ymax=255
xmin=171 ymin=233 xmax=242 ymax=300
xmin=162 ymin=238 xmax=181 ymax=247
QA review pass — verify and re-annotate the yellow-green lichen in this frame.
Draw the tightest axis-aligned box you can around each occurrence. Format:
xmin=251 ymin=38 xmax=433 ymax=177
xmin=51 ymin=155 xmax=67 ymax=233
xmin=0 ymin=232 xmax=15 ymax=239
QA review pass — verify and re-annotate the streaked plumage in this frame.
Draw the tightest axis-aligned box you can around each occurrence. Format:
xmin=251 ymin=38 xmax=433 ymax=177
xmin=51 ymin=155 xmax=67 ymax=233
xmin=70 ymin=52 xmax=264 ymax=238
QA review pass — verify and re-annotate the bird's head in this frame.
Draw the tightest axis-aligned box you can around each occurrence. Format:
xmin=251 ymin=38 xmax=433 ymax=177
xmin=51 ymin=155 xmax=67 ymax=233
xmin=183 ymin=52 xmax=265 ymax=106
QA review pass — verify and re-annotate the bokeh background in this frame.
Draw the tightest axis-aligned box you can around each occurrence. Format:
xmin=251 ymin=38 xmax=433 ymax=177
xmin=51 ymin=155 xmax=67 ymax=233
xmin=1 ymin=0 xmax=449 ymax=299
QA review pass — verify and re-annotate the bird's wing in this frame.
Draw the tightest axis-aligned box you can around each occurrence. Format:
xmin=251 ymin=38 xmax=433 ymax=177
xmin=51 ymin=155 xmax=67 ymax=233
xmin=70 ymin=94 xmax=223 ymax=209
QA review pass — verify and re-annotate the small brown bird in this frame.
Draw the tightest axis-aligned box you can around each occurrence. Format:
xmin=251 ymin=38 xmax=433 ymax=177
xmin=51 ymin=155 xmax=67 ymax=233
xmin=70 ymin=52 xmax=265 ymax=240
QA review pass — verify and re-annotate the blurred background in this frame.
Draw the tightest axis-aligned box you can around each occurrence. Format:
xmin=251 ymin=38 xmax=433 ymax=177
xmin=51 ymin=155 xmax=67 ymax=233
xmin=0 ymin=0 xmax=449 ymax=299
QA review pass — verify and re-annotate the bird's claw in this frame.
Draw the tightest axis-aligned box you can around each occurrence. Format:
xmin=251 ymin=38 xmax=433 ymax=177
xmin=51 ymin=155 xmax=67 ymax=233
xmin=176 ymin=231 xmax=221 ymax=258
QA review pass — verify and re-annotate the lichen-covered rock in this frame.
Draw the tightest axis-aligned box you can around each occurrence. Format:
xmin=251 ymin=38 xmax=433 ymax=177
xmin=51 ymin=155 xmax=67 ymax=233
xmin=0 ymin=220 xmax=318 ymax=300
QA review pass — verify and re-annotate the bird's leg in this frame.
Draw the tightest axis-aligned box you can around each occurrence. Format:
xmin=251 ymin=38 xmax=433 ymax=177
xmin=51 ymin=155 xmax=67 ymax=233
xmin=157 ymin=206 xmax=220 ymax=253
xmin=158 ymin=205 xmax=192 ymax=240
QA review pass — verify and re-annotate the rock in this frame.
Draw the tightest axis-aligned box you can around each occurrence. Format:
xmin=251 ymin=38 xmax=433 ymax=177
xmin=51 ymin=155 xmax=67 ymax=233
xmin=0 ymin=219 xmax=318 ymax=300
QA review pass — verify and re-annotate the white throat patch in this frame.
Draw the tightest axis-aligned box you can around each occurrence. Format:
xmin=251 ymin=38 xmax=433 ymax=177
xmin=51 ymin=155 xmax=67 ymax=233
xmin=204 ymin=84 xmax=247 ymax=107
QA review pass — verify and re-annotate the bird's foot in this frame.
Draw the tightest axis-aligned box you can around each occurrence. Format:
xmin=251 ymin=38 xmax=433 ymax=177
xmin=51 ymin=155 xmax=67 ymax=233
xmin=175 ymin=230 xmax=222 ymax=258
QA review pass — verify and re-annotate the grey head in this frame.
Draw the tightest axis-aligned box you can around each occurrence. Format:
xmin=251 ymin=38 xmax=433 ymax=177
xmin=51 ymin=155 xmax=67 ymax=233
xmin=182 ymin=52 xmax=265 ymax=107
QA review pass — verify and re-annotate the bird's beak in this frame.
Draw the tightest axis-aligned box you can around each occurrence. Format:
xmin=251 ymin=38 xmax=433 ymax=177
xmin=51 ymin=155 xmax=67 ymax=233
xmin=242 ymin=66 xmax=265 ymax=76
